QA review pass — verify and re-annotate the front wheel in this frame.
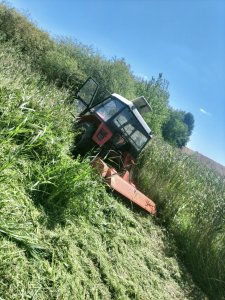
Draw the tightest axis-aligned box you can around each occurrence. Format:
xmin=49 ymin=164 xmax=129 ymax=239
xmin=71 ymin=122 xmax=96 ymax=157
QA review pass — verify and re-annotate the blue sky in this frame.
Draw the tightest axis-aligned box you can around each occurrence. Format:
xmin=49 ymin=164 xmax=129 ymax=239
xmin=8 ymin=0 xmax=225 ymax=165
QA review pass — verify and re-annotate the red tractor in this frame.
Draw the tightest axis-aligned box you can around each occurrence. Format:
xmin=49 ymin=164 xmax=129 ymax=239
xmin=73 ymin=77 xmax=156 ymax=215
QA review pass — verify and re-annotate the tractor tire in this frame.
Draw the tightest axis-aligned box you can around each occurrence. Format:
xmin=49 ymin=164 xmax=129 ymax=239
xmin=72 ymin=121 xmax=96 ymax=157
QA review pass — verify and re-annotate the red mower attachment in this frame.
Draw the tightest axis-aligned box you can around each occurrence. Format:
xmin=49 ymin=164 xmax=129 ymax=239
xmin=92 ymin=157 xmax=156 ymax=215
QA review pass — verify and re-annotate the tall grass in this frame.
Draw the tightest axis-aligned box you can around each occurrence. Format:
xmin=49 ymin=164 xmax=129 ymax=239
xmin=0 ymin=40 xmax=207 ymax=299
xmin=136 ymin=138 xmax=225 ymax=299
xmin=1 ymin=3 xmax=223 ymax=299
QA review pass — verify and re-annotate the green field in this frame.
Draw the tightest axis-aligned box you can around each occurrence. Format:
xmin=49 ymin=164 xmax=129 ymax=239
xmin=136 ymin=139 xmax=225 ymax=299
xmin=0 ymin=4 xmax=224 ymax=299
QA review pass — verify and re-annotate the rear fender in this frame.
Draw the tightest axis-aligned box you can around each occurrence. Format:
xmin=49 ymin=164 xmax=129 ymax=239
xmin=76 ymin=114 xmax=100 ymax=126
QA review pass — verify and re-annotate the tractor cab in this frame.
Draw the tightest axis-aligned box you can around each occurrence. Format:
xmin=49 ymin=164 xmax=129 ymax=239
xmin=73 ymin=77 xmax=156 ymax=215
xmin=75 ymin=77 xmax=152 ymax=158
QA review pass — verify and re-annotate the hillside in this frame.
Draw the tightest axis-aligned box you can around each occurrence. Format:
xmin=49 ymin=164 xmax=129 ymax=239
xmin=181 ymin=147 xmax=225 ymax=177
xmin=0 ymin=3 xmax=225 ymax=300
xmin=0 ymin=39 xmax=207 ymax=300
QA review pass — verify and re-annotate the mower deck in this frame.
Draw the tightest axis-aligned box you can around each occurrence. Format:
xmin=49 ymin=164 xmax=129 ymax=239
xmin=92 ymin=157 xmax=156 ymax=215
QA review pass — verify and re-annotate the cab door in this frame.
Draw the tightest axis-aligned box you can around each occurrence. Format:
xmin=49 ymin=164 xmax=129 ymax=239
xmin=75 ymin=77 xmax=99 ymax=115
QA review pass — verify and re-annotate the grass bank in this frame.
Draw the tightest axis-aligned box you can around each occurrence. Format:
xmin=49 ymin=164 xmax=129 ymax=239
xmin=1 ymin=3 xmax=224 ymax=299
xmin=136 ymin=139 xmax=225 ymax=299
xmin=0 ymin=40 xmax=207 ymax=299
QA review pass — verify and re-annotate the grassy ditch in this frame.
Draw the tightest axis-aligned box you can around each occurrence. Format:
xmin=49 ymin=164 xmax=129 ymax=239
xmin=1 ymin=3 xmax=222 ymax=298
xmin=0 ymin=41 xmax=207 ymax=299
xmin=136 ymin=138 xmax=225 ymax=299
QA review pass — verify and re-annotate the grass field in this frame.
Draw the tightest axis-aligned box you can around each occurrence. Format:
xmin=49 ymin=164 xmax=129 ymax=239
xmin=136 ymin=139 xmax=225 ymax=299
xmin=0 ymin=3 xmax=224 ymax=299
xmin=0 ymin=41 xmax=208 ymax=300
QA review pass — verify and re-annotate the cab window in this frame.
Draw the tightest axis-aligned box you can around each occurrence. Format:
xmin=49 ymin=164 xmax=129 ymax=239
xmin=113 ymin=108 xmax=148 ymax=150
xmin=95 ymin=98 xmax=125 ymax=121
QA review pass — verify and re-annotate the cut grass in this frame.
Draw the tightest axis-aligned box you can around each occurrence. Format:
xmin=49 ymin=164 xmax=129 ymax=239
xmin=0 ymin=41 xmax=207 ymax=299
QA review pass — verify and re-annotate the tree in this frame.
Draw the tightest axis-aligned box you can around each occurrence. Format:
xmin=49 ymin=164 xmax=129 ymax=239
xmin=134 ymin=74 xmax=170 ymax=135
xmin=183 ymin=112 xmax=194 ymax=135
xmin=162 ymin=109 xmax=193 ymax=148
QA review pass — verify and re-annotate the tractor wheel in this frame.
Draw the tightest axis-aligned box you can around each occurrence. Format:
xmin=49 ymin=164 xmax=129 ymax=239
xmin=72 ymin=121 xmax=96 ymax=157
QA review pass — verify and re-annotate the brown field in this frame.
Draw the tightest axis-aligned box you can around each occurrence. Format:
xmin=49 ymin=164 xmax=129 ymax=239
xmin=181 ymin=147 xmax=225 ymax=177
